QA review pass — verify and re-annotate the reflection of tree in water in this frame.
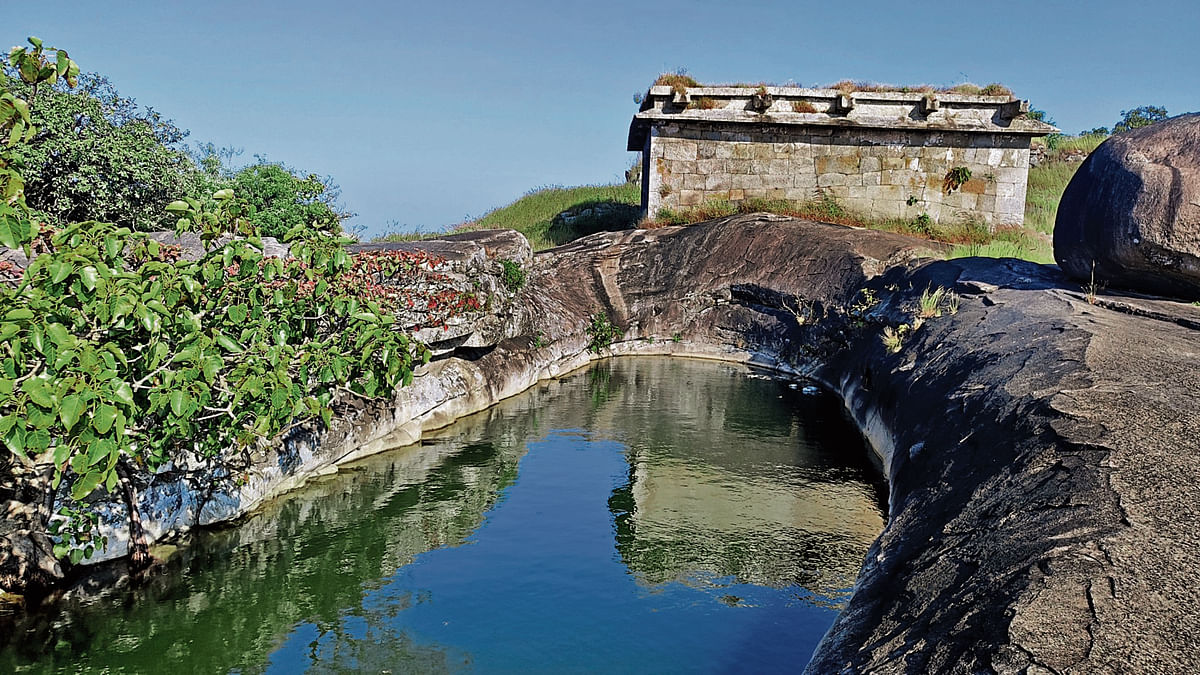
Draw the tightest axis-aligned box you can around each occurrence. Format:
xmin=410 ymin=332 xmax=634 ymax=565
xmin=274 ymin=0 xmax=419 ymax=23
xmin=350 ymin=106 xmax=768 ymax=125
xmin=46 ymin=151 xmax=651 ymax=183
xmin=0 ymin=357 xmax=887 ymax=672
xmin=588 ymin=362 xmax=614 ymax=409
xmin=301 ymin=589 xmax=466 ymax=674
xmin=0 ymin=435 xmax=524 ymax=674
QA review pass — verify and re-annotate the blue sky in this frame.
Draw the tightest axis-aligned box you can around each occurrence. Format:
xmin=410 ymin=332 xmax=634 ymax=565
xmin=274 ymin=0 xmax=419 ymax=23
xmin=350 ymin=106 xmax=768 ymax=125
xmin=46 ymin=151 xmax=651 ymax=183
xmin=8 ymin=1 xmax=1198 ymax=237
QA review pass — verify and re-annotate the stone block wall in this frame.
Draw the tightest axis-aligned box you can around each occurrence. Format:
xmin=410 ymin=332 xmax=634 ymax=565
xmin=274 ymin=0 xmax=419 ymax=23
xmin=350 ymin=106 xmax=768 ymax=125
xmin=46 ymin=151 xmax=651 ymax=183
xmin=646 ymin=122 xmax=1031 ymax=226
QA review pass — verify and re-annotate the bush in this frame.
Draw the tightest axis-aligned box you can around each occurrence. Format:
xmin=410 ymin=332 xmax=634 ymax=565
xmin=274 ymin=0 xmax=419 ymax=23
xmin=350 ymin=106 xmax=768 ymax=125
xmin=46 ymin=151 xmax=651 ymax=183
xmin=586 ymin=312 xmax=620 ymax=353
xmin=0 ymin=38 xmax=441 ymax=567
xmin=499 ymin=259 xmax=525 ymax=291
xmin=1113 ymin=106 xmax=1168 ymax=134
xmin=226 ymin=162 xmax=349 ymax=239
xmin=3 ymin=71 xmax=204 ymax=231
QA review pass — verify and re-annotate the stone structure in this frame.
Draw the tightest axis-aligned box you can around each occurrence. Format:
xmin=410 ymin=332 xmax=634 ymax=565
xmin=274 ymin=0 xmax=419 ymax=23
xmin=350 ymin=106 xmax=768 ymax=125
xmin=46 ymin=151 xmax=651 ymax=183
xmin=6 ymin=217 xmax=1200 ymax=669
xmin=628 ymin=85 xmax=1057 ymax=225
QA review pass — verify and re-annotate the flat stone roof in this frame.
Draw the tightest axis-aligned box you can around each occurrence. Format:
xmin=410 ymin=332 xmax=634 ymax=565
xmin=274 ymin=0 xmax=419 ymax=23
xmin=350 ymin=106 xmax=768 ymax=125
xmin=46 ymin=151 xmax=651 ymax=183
xmin=628 ymin=85 xmax=1059 ymax=151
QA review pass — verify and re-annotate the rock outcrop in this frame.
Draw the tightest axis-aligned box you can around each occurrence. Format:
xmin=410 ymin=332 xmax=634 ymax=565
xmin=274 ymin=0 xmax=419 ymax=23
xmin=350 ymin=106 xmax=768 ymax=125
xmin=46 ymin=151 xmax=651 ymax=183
xmin=5 ymin=214 xmax=1200 ymax=671
xmin=1054 ymin=113 xmax=1200 ymax=299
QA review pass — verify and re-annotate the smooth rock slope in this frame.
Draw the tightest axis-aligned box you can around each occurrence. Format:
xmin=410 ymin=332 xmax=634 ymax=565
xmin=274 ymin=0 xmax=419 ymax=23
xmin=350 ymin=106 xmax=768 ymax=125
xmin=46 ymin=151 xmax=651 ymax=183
xmin=5 ymin=215 xmax=1200 ymax=672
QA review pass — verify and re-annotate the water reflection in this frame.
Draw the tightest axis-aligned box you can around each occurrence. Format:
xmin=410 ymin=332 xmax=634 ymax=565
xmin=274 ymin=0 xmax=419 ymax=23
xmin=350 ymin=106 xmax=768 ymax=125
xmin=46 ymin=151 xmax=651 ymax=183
xmin=0 ymin=357 xmax=885 ymax=673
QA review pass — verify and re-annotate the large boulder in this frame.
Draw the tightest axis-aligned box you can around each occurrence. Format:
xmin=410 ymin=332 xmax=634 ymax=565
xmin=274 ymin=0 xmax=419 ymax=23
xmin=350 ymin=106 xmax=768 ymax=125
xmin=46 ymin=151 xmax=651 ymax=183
xmin=1054 ymin=113 xmax=1200 ymax=299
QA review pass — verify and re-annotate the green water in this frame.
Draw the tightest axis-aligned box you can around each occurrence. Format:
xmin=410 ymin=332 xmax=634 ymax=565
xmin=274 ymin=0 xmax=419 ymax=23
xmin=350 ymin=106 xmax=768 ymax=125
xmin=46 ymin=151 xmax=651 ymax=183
xmin=0 ymin=357 xmax=886 ymax=673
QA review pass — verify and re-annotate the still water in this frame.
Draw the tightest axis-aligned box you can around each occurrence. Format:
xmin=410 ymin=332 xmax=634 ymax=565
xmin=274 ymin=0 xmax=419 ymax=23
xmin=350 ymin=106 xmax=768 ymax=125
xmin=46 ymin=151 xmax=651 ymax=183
xmin=0 ymin=357 xmax=886 ymax=673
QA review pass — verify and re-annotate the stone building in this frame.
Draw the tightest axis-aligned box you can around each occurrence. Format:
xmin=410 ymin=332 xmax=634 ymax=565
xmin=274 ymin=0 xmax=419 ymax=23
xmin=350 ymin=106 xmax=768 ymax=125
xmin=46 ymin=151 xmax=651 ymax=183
xmin=627 ymin=85 xmax=1057 ymax=226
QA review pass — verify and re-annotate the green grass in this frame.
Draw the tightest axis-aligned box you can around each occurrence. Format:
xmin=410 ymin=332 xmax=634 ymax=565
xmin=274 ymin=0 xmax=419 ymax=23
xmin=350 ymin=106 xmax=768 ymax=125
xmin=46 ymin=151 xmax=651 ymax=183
xmin=375 ymin=183 xmax=641 ymax=250
xmin=1024 ymin=134 xmax=1106 ymax=236
xmin=376 ymin=134 xmax=1106 ymax=263
xmin=371 ymin=230 xmax=435 ymax=243
xmin=466 ymin=184 xmax=640 ymax=250
xmin=948 ymin=240 xmax=1055 ymax=264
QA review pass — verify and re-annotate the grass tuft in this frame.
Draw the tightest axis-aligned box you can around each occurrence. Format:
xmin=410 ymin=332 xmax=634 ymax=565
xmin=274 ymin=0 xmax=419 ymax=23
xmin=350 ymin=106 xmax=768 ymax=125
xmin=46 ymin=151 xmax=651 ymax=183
xmin=654 ymin=72 xmax=700 ymax=96
xmin=978 ymin=83 xmax=1014 ymax=98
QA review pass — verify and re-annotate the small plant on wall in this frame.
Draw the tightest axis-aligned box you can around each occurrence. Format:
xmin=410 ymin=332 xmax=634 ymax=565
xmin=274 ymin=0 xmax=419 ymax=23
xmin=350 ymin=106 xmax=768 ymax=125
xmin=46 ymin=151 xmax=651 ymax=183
xmin=688 ymin=97 xmax=720 ymax=110
xmin=499 ymin=259 xmax=525 ymax=292
xmin=749 ymin=85 xmax=773 ymax=113
xmin=943 ymin=166 xmax=972 ymax=193
xmin=586 ymin=312 xmax=621 ymax=353
xmin=791 ymin=100 xmax=817 ymax=113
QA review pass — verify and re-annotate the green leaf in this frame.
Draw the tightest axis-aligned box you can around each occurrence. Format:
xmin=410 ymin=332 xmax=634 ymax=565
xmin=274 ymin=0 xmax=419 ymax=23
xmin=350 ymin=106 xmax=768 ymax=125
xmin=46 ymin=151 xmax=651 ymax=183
xmin=70 ymin=471 xmax=102 ymax=501
xmin=46 ymin=322 xmax=72 ymax=346
xmin=52 ymin=441 xmax=70 ymax=469
xmin=60 ymin=394 xmax=85 ymax=431
xmin=87 ymin=439 xmax=115 ymax=467
xmin=165 ymin=200 xmax=190 ymax=213
xmin=49 ymin=260 xmax=72 ymax=283
xmin=5 ymin=308 xmax=33 ymax=320
xmin=111 ymin=381 xmax=134 ymax=407
xmin=202 ymin=356 xmax=221 ymax=383
xmin=21 ymin=378 xmax=54 ymax=408
xmin=69 ymin=548 xmax=84 ymax=565
xmin=170 ymin=389 xmax=186 ymax=417
xmin=216 ymin=335 xmax=243 ymax=353
xmin=92 ymin=404 xmax=118 ymax=434
xmin=25 ymin=428 xmax=49 ymax=453
xmin=2 ymin=426 xmax=25 ymax=458
xmin=79 ymin=266 xmax=98 ymax=291
xmin=212 ymin=188 xmax=234 ymax=200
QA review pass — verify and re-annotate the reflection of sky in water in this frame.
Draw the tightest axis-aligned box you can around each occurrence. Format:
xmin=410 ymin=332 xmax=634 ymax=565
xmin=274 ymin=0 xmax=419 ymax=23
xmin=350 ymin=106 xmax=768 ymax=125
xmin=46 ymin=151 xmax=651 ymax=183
xmin=0 ymin=357 xmax=885 ymax=674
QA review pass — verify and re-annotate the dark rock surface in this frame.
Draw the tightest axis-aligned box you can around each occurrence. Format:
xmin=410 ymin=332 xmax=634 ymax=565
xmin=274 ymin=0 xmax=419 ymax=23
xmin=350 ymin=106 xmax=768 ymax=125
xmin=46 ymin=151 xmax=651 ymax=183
xmin=5 ymin=214 xmax=1200 ymax=671
xmin=1054 ymin=113 xmax=1200 ymax=299
xmin=522 ymin=216 xmax=1200 ymax=671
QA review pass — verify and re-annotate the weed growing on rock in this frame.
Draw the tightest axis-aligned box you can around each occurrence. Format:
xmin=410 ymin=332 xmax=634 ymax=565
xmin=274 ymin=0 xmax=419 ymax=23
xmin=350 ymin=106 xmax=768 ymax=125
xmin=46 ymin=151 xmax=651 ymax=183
xmin=654 ymin=70 xmax=699 ymax=97
xmin=586 ymin=312 xmax=620 ymax=353
xmin=917 ymin=285 xmax=957 ymax=318
xmin=912 ymin=213 xmax=934 ymax=235
xmin=851 ymin=288 xmax=880 ymax=317
xmin=499 ymin=259 xmax=526 ymax=292
xmin=791 ymin=100 xmax=817 ymax=113
xmin=943 ymin=166 xmax=972 ymax=193
xmin=1084 ymin=260 xmax=1105 ymax=305
xmin=881 ymin=324 xmax=909 ymax=353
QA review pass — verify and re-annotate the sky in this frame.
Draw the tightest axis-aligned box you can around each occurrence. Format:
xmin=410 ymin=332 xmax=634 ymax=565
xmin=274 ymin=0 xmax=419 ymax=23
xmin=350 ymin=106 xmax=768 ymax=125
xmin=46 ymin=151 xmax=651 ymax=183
xmin=8 ymin=1 xmax=1198 ymax=238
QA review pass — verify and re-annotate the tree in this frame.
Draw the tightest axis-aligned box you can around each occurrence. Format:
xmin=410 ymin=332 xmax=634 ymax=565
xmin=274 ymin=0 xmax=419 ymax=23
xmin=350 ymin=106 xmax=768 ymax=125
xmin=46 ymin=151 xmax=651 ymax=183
xmin=1113 ymin=106 xmax=1168 ymax=134
xmin=2 ymin=68 xmax=205 ymax=232
xmin=228 ymin=161 xmax=351 ymax=239
xmin=1026 ymin=108 xmax=1064 ymax=149
xmin=1 ymin=38 xmax=476 ymax=572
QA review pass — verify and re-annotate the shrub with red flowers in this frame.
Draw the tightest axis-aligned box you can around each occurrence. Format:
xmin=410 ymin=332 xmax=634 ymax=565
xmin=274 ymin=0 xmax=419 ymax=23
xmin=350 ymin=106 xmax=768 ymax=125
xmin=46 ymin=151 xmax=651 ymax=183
xmin=0 ymin=39 xmax=435 ymax=568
